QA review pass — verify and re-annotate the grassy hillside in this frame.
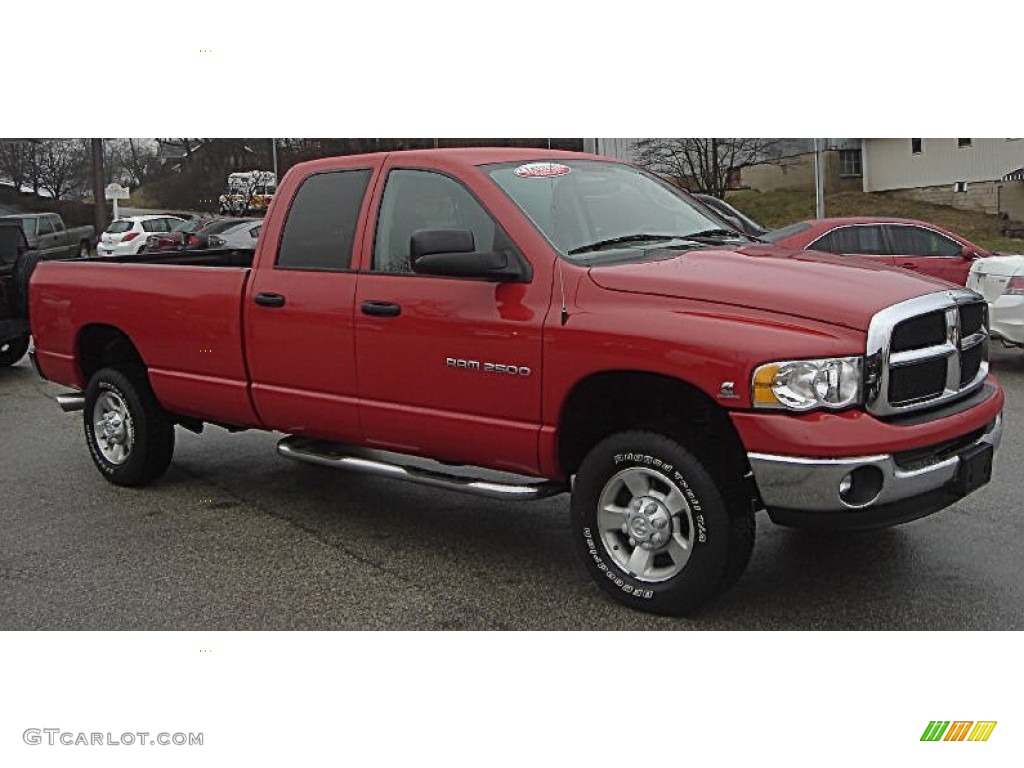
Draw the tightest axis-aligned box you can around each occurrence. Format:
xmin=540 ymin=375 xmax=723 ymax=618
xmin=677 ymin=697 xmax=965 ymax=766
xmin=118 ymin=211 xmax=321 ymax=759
xmin=726 ymin=189 xmax=1024 ymax=253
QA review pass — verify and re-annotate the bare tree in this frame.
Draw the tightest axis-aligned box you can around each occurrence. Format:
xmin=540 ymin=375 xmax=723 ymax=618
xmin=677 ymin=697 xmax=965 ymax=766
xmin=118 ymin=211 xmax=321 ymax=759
xmin=36 ymin=139 xmax=89 ymax=199
xmin=106 ymin=138 xmax=158 ymax=187
xmin=633 ymin=138 xmax=790 ymax=197
xmin=0 ymin=141 xmax=34 ymax=191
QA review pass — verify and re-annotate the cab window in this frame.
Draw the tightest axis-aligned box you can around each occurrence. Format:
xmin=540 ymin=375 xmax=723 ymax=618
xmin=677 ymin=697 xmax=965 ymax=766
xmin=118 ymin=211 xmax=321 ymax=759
xmin=276 ymin=169 xmax=371 ymax=271
xmin=373 ymin=169 xmax=502 ymax=274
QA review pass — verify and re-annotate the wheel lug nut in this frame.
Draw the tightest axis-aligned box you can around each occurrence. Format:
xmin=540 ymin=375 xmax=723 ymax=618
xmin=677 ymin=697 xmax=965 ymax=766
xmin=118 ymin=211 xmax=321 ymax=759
xmin=621 ymin=523 xmax=629 ymax=534
xmin=652 ymin=533 xmax=664 ymax=545
xmin=645 ymin=504 xmax=658 ymax=516
xmin=652 ymin=517 xmax=668 ymax=529
xmin=629 ymin=538 xmax=636 ymax=547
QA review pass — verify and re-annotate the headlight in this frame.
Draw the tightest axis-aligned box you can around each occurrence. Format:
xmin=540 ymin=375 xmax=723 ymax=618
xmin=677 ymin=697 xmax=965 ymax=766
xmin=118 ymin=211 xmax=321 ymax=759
xmin=752 ymin=356 xmax=862 ymax=411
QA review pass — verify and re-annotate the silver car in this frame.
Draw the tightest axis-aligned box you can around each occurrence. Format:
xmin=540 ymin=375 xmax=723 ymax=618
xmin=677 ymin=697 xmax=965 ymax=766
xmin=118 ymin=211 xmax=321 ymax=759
xmin=207 ymin=219 xmax=262 ymax=251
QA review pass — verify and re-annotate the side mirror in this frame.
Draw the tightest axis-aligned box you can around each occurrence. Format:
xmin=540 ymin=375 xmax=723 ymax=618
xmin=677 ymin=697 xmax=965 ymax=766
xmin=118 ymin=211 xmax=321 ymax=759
xmin=411 ymin=227 xmax=475 ymax=259
xmin=410 ymin=228 xmax=529 ymax=282
xmin=961 ymin=245 xmax=978 ymax=259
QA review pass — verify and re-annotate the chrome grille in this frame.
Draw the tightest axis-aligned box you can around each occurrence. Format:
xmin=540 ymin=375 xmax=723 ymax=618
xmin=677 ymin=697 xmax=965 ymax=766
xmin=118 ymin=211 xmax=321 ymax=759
xmin=866 ymin=290 xmax=989 ymax=417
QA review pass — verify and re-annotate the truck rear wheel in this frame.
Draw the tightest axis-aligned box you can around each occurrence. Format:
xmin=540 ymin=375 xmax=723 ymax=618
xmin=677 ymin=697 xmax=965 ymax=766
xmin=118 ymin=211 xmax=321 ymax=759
xmin=0 ymin=334 xmax=30 ymax=367
xmin=83 ymin=367 xmax=175 ymax=486
xmin=571 ymin=431 xmax=754 ymax=616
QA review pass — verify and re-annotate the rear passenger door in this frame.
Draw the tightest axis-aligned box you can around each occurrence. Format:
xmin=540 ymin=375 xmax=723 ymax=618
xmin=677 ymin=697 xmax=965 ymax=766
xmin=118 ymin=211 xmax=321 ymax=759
xmin=884 ymin=224 xmax=970 ymax=285
xmin=244 ymin=164 xmax=379 ymax=441
xmin=808 ymin=225 xmax=894 ymax=267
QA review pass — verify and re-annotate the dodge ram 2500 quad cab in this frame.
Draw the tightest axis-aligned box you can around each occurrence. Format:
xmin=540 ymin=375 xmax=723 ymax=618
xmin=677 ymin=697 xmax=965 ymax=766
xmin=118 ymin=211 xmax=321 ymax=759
xmin=28 ymin=149 xmax=1004 ymax=615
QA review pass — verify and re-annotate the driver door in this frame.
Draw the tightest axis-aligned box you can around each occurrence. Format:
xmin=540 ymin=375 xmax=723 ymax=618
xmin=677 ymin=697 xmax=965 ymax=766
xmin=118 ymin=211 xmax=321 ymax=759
xmin=353 ymin=166 xmax=549 ymax=476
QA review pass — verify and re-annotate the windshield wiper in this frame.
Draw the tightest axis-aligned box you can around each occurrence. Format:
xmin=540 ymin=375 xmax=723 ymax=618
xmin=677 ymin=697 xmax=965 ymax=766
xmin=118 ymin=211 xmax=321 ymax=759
xmin=567 ymin=234 xmax=692 ymax=255
xmin=682 ymin=227 xmax=749 ymax=241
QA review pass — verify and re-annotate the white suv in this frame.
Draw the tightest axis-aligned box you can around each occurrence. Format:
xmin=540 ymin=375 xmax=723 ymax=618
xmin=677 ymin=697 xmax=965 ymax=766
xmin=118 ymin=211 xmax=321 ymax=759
xmin=97 ymin=215 xmax=186 ymax=257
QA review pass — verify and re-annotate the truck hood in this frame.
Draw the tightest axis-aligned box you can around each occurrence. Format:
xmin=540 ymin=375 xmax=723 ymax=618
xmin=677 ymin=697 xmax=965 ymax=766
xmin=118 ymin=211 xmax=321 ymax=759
xmin=586 ymin=245 xmax=953 ymax=332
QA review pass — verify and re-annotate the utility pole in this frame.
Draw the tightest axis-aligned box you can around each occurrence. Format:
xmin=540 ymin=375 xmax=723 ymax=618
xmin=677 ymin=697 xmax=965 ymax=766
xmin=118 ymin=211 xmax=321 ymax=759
xmin=711 ymin=138 xmax=720 ymax=195
xmin=814 ymin=138 xmax=826 ymax=219
xmin=271 ymin=138 xmax=278 ymax=180
xmin=91 ymin=139 xmax=106 ymax=237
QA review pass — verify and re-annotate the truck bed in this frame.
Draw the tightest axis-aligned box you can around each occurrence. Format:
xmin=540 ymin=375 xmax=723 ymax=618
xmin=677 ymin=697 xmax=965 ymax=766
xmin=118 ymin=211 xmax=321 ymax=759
xmin=108 ymin=248 xmax=256 ymax=269
xmin=30 ymin=257 xmax=261 ymax=427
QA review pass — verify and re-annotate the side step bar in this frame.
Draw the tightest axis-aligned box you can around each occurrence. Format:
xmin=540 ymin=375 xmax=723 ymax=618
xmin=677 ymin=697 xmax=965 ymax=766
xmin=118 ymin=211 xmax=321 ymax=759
xmin=277 ymin=436 xmax=567 ymax=501
xmin=56 ymin=393 xmax=85 ymax=412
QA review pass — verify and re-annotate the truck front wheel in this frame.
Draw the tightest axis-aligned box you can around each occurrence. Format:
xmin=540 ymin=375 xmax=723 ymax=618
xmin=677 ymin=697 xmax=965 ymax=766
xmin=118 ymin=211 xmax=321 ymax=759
xmin=83 ymin=367 xmax=175 ymax=486
xmin=571 ymin=431 xmax=754 ymax=616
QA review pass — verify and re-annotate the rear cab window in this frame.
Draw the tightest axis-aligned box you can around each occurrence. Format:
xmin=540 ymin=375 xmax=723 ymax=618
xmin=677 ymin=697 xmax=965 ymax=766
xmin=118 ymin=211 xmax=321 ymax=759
xmin=276 ymin=169 xmax=371 ymax=270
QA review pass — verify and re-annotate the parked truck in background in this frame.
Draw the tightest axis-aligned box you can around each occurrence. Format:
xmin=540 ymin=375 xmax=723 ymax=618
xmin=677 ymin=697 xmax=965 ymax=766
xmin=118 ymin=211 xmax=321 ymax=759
xmin=28 ymin=149 xmax=1004 ymax=615
xmin=1 ymin=212 xmax=93 ymax=259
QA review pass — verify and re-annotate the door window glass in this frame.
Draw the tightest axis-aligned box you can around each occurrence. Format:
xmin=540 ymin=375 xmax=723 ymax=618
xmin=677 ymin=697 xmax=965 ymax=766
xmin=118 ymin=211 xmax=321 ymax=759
xmin=373 ymin=169 xmax=500 ymax=273
xmin=887 ymin=225 xmax=961 ymax=257
xmin=810 ymin=226 xmax=886 ymax=255
xmin=277 ymin=169 xmax=371 ymax=270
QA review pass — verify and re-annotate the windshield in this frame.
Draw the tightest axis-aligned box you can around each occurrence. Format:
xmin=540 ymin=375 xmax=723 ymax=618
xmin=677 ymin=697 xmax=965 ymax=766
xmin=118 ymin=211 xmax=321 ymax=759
xmin=486 ymin=160 xmax=731 ymax=260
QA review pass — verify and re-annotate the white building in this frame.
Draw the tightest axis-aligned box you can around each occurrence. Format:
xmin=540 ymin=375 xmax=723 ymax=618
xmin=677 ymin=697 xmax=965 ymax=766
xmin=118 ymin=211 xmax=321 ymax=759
xmin=862 ymin=138 xmax=1024 ymax=223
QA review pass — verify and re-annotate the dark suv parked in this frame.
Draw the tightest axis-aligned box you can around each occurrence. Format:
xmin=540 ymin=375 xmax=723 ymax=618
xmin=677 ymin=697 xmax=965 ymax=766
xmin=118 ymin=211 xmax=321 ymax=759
xmin=0 ymin=220 xmax=35 ymax=366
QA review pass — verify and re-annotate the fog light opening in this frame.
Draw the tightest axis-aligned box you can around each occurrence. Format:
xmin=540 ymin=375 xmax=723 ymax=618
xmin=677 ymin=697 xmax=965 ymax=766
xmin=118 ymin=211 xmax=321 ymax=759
xmin=838 ymin=466 xmax=884 ymax=508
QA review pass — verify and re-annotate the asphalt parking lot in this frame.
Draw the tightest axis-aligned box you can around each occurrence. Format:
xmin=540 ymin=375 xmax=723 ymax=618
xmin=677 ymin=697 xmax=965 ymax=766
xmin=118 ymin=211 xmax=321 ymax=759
xmin=1 ymin=347 xmax=1022 ymax=630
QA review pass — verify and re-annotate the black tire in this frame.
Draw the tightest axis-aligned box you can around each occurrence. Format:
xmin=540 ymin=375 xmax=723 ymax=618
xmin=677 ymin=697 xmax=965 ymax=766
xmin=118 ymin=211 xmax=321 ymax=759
xmin=0 ymin=334 xmax=30 ymax=367
xmin=12 ymin=250 xmax=43 ymax=317
xmin=571 ymin=430 xmax=755 ymax=616
xmin=83 ymin=367 xmax=175 ymax=487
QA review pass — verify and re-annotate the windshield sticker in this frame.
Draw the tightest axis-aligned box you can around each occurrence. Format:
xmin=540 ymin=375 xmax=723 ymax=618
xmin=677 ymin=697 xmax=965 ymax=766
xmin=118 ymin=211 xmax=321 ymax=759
xmin=513 ymin=162 xmax=571 ymax=179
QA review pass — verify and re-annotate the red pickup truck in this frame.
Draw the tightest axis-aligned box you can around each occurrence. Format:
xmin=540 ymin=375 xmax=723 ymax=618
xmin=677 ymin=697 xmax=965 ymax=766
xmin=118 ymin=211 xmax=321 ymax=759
xmin=28 ymin=149 xmax=1004 ymax=616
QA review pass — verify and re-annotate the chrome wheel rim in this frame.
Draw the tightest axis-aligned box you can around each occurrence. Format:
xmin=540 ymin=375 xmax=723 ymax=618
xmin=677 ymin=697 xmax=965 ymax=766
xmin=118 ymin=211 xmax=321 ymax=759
xmin=596 ymin=466 xmax=695 ymax=583
xmin=92 ymin=391 xmax=133 ymax=465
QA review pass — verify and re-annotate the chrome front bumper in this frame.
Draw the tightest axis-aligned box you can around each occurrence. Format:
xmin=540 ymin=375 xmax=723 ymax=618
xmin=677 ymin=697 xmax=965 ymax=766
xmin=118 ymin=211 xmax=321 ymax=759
xmin=748 ymin=414 xmax=1002 ymax=514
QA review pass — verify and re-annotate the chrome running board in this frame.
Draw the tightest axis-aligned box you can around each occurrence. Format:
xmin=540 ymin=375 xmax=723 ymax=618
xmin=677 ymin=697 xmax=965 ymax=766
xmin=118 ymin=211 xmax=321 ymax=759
xmin=277 ymin=436 xmax=566 ymax=501
xmin=56 ymin=393 xmax=85 ymax=412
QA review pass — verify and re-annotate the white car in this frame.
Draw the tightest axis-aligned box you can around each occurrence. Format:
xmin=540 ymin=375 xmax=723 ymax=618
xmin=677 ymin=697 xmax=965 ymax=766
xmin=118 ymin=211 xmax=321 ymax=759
xmin=207 ymin=219 xmax=262 ymax=250
xmin=967 ymin=255 xmax=1024 ymax=346
xmin=97 ymin=215 xmax=186 ymax=257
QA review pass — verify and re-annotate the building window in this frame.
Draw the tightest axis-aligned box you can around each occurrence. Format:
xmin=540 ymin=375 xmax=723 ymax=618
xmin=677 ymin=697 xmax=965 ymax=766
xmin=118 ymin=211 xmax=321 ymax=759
xmin=839 ymin=149 xmax=862 ymax=177
xmin=911 ymin=138 xmax=922 ymax=154
xmin=958 ymin=138 xmax=972 ymax=148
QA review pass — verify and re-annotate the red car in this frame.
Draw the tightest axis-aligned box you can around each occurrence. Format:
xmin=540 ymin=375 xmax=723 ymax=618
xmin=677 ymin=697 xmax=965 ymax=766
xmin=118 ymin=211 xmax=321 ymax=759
xmin=764 ymin=217 xmax=990 ymax=285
